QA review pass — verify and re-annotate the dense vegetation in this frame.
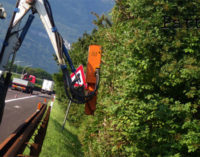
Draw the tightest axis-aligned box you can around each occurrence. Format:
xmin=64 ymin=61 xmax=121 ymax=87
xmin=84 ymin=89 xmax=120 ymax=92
xmin=54 ymin=0 xmax=200 ymax=156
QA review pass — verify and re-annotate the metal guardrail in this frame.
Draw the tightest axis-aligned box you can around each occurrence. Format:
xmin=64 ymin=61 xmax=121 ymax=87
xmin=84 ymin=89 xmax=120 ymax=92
xmin=30 ymin=106 xmax=51 ymax=156
xmin=0 ymin=103 xmax=51 ymax=157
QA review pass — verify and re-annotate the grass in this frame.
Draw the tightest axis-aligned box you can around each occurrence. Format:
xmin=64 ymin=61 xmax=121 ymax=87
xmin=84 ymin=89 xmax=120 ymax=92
xmin=39 ymin=101 xmax=84 ymax=157
xmin=11 ymin=72 xmax=21 ymax=79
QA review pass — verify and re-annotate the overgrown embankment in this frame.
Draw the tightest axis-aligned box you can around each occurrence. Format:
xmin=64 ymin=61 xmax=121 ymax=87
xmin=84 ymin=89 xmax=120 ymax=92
xmin=40 ymin=101 xmax=83 ymax=157
xmin=53 ymin=0 xmax=200 ymax=156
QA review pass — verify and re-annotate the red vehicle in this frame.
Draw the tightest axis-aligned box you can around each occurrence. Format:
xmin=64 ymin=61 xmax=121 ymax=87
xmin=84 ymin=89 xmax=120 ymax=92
xmin=23 ymin=73 xmax=36 ymax=83
xmin=11 ymin=74 xmax=36 ymax=94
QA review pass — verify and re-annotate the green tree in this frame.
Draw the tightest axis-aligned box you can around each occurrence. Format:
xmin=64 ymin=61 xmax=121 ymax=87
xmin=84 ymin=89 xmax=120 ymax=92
xmin=26 ymin=67 xmax=52 ymax=80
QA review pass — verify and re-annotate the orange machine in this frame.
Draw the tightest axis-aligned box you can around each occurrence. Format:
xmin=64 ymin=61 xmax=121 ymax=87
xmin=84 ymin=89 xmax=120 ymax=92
xmin=85 ymin=45 xmax=102 ymax=115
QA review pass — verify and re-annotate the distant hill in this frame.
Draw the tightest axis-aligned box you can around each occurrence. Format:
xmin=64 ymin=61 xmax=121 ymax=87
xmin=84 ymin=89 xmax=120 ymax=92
xmin=0 ymin=0 xmax=114 ymax=73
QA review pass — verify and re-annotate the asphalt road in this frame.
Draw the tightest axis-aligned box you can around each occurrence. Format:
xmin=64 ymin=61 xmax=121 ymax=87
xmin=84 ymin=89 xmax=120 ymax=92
xmin=0 ymin=88 xmax=52 ymax=143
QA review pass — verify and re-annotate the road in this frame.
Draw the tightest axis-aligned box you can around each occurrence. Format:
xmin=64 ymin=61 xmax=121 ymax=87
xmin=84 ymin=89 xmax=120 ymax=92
xmin=0 ymin=89 xmax=52 ymax=143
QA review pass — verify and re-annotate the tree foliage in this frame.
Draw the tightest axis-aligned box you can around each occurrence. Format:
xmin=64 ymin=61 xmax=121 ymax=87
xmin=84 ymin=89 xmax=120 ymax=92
xmin=25 ymin=67 xmax=52 ymax=80
xmin=54 ymin=0 xmax=200 ymax=156
xmin=11 ymin=63 xmax=52 ymax=81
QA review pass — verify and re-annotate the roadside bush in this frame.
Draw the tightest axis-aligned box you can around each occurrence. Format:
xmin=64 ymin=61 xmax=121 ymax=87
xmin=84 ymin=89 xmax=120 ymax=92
xmin=79 ymin=0 xmax=200 ymax=156
xmin=54 ymin=0 xmax=200 ymax=156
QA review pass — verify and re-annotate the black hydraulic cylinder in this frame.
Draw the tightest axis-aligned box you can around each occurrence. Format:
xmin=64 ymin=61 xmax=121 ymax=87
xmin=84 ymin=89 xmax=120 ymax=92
xmin=0 ymin=72 xmax=12 ymax=124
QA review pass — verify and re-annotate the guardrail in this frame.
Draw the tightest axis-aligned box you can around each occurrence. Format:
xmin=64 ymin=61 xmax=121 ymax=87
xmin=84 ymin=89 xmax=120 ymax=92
xmin=0 ymin=103 xmax=51 ymax=157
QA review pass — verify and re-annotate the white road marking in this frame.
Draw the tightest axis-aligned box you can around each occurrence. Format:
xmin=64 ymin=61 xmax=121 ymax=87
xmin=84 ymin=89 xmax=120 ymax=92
xmin=13 ymin=105 xmax=21 ymax=109
xmin=5 ymin=95 xmax=38 ymax=103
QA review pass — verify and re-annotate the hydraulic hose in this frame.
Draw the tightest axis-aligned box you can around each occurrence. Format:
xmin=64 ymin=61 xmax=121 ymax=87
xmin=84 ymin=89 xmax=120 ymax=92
xmin=43 ymin=0 xmax=100 ymax=104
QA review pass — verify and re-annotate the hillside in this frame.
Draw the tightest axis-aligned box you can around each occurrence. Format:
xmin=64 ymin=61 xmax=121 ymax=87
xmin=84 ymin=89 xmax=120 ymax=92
xmin=0 ymin=0 xmax=114 ymax=73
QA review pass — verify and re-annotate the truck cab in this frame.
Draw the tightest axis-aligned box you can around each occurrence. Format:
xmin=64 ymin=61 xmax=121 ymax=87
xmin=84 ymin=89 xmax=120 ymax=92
xmin=22 ymin=74 xmax=36 ymax=84
xmin=12 ymin=74 xmax=36 ymax=94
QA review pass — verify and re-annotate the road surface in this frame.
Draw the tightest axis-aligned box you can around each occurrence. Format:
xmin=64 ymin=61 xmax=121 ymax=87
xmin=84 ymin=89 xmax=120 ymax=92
xmin=0 ymin=88 xmax=52 ymax=143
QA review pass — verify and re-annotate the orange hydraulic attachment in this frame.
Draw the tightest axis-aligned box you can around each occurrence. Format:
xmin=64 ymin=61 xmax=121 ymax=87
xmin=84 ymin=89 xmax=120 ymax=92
xmin=85 ymin=45 xmax=102 ymax=115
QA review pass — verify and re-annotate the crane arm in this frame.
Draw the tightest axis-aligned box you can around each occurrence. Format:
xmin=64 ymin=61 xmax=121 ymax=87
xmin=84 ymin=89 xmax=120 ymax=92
xmin=0 ymin=0 xmax=66 ymax=72
xmin=0 ymin=0 xmax=100 ymax=123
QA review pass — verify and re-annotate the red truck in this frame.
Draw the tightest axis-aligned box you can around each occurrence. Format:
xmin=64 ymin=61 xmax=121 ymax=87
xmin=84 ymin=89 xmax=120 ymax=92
xmin=11 ymin=74 xmax=36 ymax=94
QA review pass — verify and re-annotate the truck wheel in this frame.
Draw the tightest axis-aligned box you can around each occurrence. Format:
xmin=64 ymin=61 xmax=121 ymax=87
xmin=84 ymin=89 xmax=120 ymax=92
xmin=11 ymin=86 xmax=14 ymax=90
xmin=25 ymin=88 xmax=29 ymax=93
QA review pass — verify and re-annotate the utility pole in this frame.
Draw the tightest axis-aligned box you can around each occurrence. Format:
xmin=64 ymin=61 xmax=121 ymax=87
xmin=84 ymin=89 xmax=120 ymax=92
xmin=14 ymin=61 xmax=23 ymax=74
xmin=21 ymin=64 xmax=32 ymax=78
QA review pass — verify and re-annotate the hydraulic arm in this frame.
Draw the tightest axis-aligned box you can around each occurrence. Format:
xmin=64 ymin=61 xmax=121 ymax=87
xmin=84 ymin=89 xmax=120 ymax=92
xmin=0 ymin=0 xmax=100 ymax=123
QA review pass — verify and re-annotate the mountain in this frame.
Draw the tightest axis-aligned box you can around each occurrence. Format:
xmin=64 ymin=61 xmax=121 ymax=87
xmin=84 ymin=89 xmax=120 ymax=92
xmin=0 ymin=0 xmax=114 ymax=73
